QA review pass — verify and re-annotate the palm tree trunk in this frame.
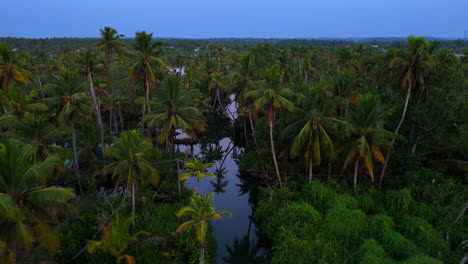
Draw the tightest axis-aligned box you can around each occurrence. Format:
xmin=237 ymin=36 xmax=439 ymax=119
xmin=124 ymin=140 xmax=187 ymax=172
xmin=269 ymin=123 xmax=283 ymax=187
xmin=354 ymin=159 xmax=359 ymax=189
xmin=199 ymin=243 xmax=205 ymax=264
xmin=71 ymin=120 xmax=83 ymax=194
xmin=88 ymin=72 xmax=106 ymax=159
xmin=248 ymin=110 xmax=257 ymax=145
xmin=243 ymin=120 xmax=249 ymax=147
xmin=308 ymin=156 xmax=313 ymax=183
xmin=132 ymin=182 xmax=136 ymax=220
xmin=109 ymin=53 xmax=115 ymax=134
xmin=379 ymin=82 xmax=412 ymax=188
xmin=144 ymin=75 xmax=151 ymax=115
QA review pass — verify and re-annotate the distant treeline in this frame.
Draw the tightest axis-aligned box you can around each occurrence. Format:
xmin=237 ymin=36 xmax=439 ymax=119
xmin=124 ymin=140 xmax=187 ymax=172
xmin=1 ymin=37 xmax=466 ymax=56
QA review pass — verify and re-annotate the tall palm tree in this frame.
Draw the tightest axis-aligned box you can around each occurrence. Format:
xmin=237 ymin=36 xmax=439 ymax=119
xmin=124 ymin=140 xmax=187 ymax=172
xmin=43 ymin=70 xmax=93 ymax=193
xmin=379 ymin=36 xmax=437 ymax=187
xmin=230 ymin=52 xmax=258 ymax=145
xmin=75 ymin=49 xmax=106 ymax=159
xmin=283 ymin=84 xmax=347 ymax=183
xmin=88 ymin=213 xmax=148 ymax=263
xmin=96 ymin=26 xmax=125 ymax=133
xmin=180 ymin=158 xmax=216 ymax=192
xmin=341 ymin=94 xmax=400 ymax=188
xmin=176 ymin=193 xmax=232 ymax=264
xmin=103 ymin=130 xmax=160 ymax=218
xmin=0 ymin=43 xmax=31 ymax=92
xmin=0 ymin=139 xmax=76 ymax=263
xmin=247 ymin=64 xmax=295 ymax=187
xmin=130 ymin=31 xmax=165 ymax=116
xmin=142 ymin=75 xmax=206 ymax=154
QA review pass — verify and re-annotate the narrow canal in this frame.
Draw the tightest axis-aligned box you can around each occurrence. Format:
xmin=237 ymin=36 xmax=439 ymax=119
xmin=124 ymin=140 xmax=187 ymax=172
xmin=178 ymin=96 xmax=268 ymax=263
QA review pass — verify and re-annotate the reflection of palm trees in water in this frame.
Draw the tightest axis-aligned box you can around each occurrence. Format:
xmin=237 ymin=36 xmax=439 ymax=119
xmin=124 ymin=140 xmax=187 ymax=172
xmin=222 ymin=216 xmax=268 ymax=264
xmin=211 ymin=167 xmax=228 ymax=193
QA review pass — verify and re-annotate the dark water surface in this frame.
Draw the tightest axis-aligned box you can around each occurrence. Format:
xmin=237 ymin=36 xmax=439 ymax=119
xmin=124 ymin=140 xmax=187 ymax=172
xmin=178 ymin=97 xmax=267 ymax=263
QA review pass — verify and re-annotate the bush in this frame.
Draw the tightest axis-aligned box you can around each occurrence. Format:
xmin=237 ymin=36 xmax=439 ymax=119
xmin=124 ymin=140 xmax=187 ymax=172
xmin=384 ymin=189 xmax=415 ymax=216
xmin=298 ymin=181 xmax=336 ymax=212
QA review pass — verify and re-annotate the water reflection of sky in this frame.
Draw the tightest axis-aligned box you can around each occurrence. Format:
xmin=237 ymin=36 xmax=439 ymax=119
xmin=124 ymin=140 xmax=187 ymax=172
xmin=181 ymin=137 xmax=264 ymax=263
xmin=177 ymin=96 xmax=267 ymax=263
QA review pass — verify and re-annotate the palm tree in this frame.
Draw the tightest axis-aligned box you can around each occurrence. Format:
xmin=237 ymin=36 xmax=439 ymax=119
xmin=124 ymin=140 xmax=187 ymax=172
xmin=43 ymin=70 xmax=93 ymax=193
xmin=247 ymin=64 xmax=295 ymax=187
xmin=341 ymin=94 xmax=400 ymax=188
xmin=0 ymin=139 xmax=76 ymax=263
xmin=230 ymin=52 xmax=258 ymax=145
xmin=0 ymin=43 xmax=31 ymax=92
xmin=284 ymin=85 xmax=347 ymax=183
xmin=223 ymin=235 xmax=267 ymax=264
xmin=75 ymin=49 xmax=107 ymax=159
xmin=96 ymin=26 xmax=125 ymax=133
xmin=142 ymin=75 xmax=206 ymax=154
xmin=88 ymin=213 xmax=148 ymax=264
xmin=129 ymin=31 xmax=165 ymax=116
xmin=180 ymin=158 xmax=216 ymax=192
xmin=176 ymin=193 xmax=232 ymax=264
xmin=379 ymin=36 xmax=437 ymax=187
xmin=103 ymin=130 xmax=160 ymax=218
xmin=1 ymin=85 xmax=48 ymax=118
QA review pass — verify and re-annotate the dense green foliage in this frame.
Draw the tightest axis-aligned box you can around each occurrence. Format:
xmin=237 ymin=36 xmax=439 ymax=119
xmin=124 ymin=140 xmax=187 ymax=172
xmin=254 ymin=176 xmax=466 ymax=263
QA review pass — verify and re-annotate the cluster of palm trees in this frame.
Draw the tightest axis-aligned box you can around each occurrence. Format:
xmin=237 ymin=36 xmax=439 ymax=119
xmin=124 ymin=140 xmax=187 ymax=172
xmin=0 ymin=27 xmax=447 ymax=262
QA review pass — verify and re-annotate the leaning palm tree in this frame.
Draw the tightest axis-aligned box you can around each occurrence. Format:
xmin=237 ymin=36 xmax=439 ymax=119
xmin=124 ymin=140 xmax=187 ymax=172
xmin=176 ymin=193 xmax=232 ymax=264
xmin=247 ymin=64 xmax=295 ymax=187
xmin=0 ymin=139 xmax=76 ymax=263
xmin=88 ymin=213 xmax=148 ymax=264
xmin=180 ymin=158 xmax=216 ymax=192
xmin=103 ymin=130 xmax=160 ymax=218
xmin=96 ymin=26 xmax=125 ymax=133
xmin=75 ymin=49 xmax=106 ymax=159
xmin=129 ymin=31 xmax=165 ymax=116
xmin=43 ymin=70 xmax=93 ymax=193
xmin=0 ymin=43 xmax=31 ymax=92
xmin=379 ymin=36 xmax=437 ymax=187
xmin=341 ymin=94 xmax=401 ymax=188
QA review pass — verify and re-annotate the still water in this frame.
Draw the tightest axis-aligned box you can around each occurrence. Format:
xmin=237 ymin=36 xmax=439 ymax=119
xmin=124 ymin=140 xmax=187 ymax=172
xmin=178 ymin=96 xmax=268 ymax=263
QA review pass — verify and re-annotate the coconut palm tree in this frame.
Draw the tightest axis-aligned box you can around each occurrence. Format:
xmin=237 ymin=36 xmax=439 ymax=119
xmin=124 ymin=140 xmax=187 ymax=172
xmin=142 ymin=75 xmax=206 ymax=154
xmin=341 ymin=94 xmax=401 ymax=188
xmin=96 ymin=26 xmax=125 ymax=133
xmin=75 ymin=49 xmax=106 ymax=159
xmin=180 ymin=158 xmax=216 ymax=192
xmin=176 ymin=193 xmax=232 ymax=264
xmin=129 ymin=31 xmax=165 ymax=116
xmin=0 ymin=43 xmax=31 ymax=92
xmin=43 ymin=70 xmax=93 ymax=193
xmin=103 ymin=130 xmax=160 ymax=218
xmin=247 ymin=64 xmax=295 ymax=187
xmin=230 ymin=52 xmax=258 ymax=145
xmin=283 ymin=84 xmax=347 ymax=183
xmin=379 ymin=36 xmax=437 ymax=187
xmin=0 ymin=85 xmax=48 ymax=118
xmin=88 ymin=213 xmax=148 ymax=264
xmin=0 ymin=139 xmax=76 ymax=263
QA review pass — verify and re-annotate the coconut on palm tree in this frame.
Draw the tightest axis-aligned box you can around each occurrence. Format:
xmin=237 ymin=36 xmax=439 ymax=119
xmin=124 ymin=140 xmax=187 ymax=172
xmin=176 ymin=193 xmax=232 ymax=264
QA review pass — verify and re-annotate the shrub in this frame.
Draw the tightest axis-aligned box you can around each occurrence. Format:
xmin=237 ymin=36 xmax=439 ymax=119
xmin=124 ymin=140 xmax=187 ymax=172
xmin=384 ymin=189 xmax=415 ymax=216
xmin=299 ymin=181 xmax=336 ymax=212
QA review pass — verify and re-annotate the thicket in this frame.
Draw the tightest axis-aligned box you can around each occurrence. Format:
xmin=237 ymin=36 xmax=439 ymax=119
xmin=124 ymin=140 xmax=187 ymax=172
xmin=254 ymin=170 xmax=466 ymax=264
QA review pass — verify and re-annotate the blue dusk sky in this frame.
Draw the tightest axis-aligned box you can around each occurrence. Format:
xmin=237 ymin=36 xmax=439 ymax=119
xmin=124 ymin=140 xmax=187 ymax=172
xmin=2 ymin=0 xmax=467 ymax=38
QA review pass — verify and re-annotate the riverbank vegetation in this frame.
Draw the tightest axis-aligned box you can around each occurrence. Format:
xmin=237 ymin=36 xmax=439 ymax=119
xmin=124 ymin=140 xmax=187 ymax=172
xmin=0 ymin=27 xmax=466 ymax=263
